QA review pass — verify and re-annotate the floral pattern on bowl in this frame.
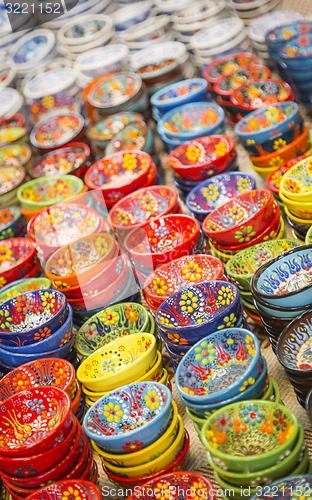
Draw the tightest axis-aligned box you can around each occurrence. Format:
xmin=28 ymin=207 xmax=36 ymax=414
xmin=0 ymin=277 xmax=51 ymax=304
xmin=281 ymin=33 xmax=312 ymax=62
xmin=0 ymin=206 xmax=22 ymax=239
xmin=277 ymin=309 xmax=312 ymax=372
xmin=0 ymin=237 xmax=36 ymax=286
xmin=249 ymin=476 xmax=312 ymax=500
xmin=137 ymin=59 xmax=177 ymax=80
xmin=30 ymin=114 xmax=84 ymax=149
xmin=215 ymin=65 xmax=271 ymax=97
xmin=106 ymin=122 xmax=148 ymax=155
xmin=18 ymin=175 xmax=84 ymax=208
xmin=0 ymin=165 xmax=25 ymax=197
xmin=88 ymin=73 xmax=141 ymax=108
xmin=203 ymin=52 xmax=258 ymax=84
xmin=29 ymin=145 xmax=88 ymax=178
xmin=23 ymin=480 xmax=101 ymax=500
xmin=87 ymin=113 xmax=142 ymax=142
xmin=0 ymin=128 xmax=27 ymax=147
xmin=75 ymin=303 xmax=149 ymax=357
xmin=0 ymin=144 xmax=31 ymax=167
xmin=280 ymin=156 xmax=312 ymax=201
xmin=266 ymin=154 xmax=309 ymax=196
xmin=231 ymin=79 xmax=292 ymax=110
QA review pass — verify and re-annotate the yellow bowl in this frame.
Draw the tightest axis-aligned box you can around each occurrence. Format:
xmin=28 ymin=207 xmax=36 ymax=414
xmin=158 ymin=367 xmax=168 ymax=385
xmin=279 ymin=189 xmax=312 ymax=220
xmin=101 ymin=411 xmax=185 ymax=477
xmin=290 ymin=228 xmax=306 ymax=244
xmin=77 ymin=332 xmax=157 ymax=392
xmin=279 ymin=156 xmax=312 ymax=202
xmin=250 ymin=162 xmax=279 ymax=180
xmin=284 ymin=205 xmax=312 ymax=226
xmin=81 ymin=351 xmax=163 ymax=401
xmin=92 ymin=400 xmax=179 ymax=468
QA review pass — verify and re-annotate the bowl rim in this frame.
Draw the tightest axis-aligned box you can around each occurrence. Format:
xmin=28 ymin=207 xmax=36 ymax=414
xmin=254 ymin=290 xmax=312 ymax=313
xmin=284 ymin=204 xmax=312 ymax=225
xmin=22 ymin=479 xmax=101 ymax=500
xmin=214 ymin=64 xmax=271 ymax=97
xmin=280 ymin=33 xmax=312 ymax=62
xmin=30 ymin=113 xmax=85 ymax=150
xmin=230 ymin=78 xmax=292 ymax=110
xmin=0 ymin=164 xmax=26 ymax=197
xmin=279 ymin=156 xmax=312 ymax=201
xmin=0 ymin=237 xmax=36 ymax=278
xmin=150 ymin=77 xmax=208 ymax=108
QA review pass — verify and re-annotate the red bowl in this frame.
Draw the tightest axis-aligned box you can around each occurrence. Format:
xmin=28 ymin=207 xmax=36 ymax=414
xmin=85 ymin=151 xmax=152 ymax=201
xmin=124 ymin=214 xmax=200 ymax=269
xmin=168 ymin=136 xmax=235 ymax=182
xmin=29 ymin=143 xmax=91 ymax=179
xmin=0 ymin=114 xmax=26 ymax=129
xmin=202 ymin=189 xmax=275 ymax=246
xmin=103 ymin=430 xmax=190 ymax=489
xmin=9 ymin=480 xmax=101 ymax=500
xmin=0 ymin=238 xmax=37 ymax=286
xmin=71 ymin=380 xmax=81 ymax=415
xmin=203 ymin=52 xmax=258 ymax=85
xmin=266 ymin=154 xmax=312 ymax=197
xmin=0 ymin=415 xmax=77 ymax=477
xmin=108 ymin=185 xmax=179 ymax=239
xmin=23 ymin=259 xmax=42 ymax=279
xmin=230 ymin=79 xmax=293 ymax=111
xmin=214 ymin=65 xmax=271 ymax=99
xmin=0 ymin=387 xmax=72 ymax=458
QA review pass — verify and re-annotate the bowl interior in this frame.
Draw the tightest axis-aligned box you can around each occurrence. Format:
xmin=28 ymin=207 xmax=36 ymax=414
xmin=30 ymin=146 xmax=87 ymax=178
xmin=25 ymin=480 xmax=100 ymax=500
xmin=235 ymin=101 xmax=297 ymax=138
xmin=0 ymin=238 xmax=34 ymax=274
xmin=162 ymin=103 xmax=223 ymax=137
xmin=32 ymin=115 xmax=83 ymax=149
xmin=0 ymin=165 xmax=25 ymax=196
xmin=88 ymin=73 xmax=141 ymax=108
xmin=216 ymin=65 xmax=270 ymax=95
xmin=277 ymin=310 xmax=312 ymax=372
xmin=87 ymin=113 xmax=142 ymax=142
xmin=19 ymin=176 xmax=83 ymax=205
xmin=0 ymin=278 xmax=51 ymax=303
xmin=232 ymin=80 xmax=290 ymax=108
xmin=280 ymin=156 xmax=312 ymax=199
xmin=0 ymin=206 xmax=20 ymax=231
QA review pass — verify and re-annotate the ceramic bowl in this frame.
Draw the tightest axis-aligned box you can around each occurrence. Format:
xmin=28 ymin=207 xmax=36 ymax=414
xmin=77 ymin=332 xmax=157 ymax=392
xmin=83 ymin=381 xmax=172 ymax=453
xmin=93 ymin=401 xmax=179 ymax=466
xmin=30 ymin=113 xmax=84 ymax=152
xmin=201 ymin=400 xmax=298 ymax=473
xmin=214 ymin=65 xmax=271 ymax=99
xmin=265 ymin=20 xmax=310 ymax=50
xmin=202 ymin=189 xmax=274 ymax=247
xmin=0 ymin=144 xmax=32 ymax=171
xmin=86 ymin=113 xmax=143 ymax=150
xmin=0 ymin=238 xmax=36 ymax=287
xmin=284 ymin=205 xmax=312 ymax=227
xmin=159 ymin=102 xmax=224 ymax=141
xmin=0 ymin=127 xmax=28 ymax=149
xmin=226 ymin=239 xmax=299 ymax=292
xmin=234 ymin=101 xmax=299 ymax=145
xmin=124 ymin=214 xmax=200 ymax=270
xmin=167 ymin=136 xmax=235 ymax=182
xmin=186 ymin=172 xmax=256 ymax=220
xmin=151 ymin=78 xmax=208 ymax=113
xmin=29 ymin=143 xmax=91 ymax=180
xmin=0 ymin=165 xmax=26 ymax=204
xmin=105 ymin=121 xmax=153 ymax=156
xmin=0 ymin=207 xmax=24 ymax=241
xmin=45 ymin=232 xmax=116 ymax=288
xmin=203 ymin=52 xmax=258 ymax=85
xmin=266 ymin=154 xmax=310 ymax=197
xmin=279 ymin=190 xmax=312 ymax=219
xmin=230 ymin=79 xmax=292 ymax=113
xmin=0 ymin=278 xmax=51 ymax=304
xmin=251 ymin=245 xmax=312 ymax=308
xmin=280 ymin=155 xmax=312 ymax=202
xmin=75 ymin=302 xmax=150 ymax=357
xmin=280 ymin=33 xmax=312 ymax=69
xmin=175 ymin=328 xmax=261 ymax=404
xmin=0 ymin=386 xmax=72 ymax=457
xmin=87 ymin=72 xmax=142 ymax=111
xmin=20 ymin=480 xmax=101 ymax=500
xmin=144 ymin=254 xmax=224 ymax=306
xmin=108 ymin=185 xmax=178 ymax=239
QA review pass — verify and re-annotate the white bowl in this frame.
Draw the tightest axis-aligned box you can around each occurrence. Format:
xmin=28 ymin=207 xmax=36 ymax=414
xmin=0 ymin=88 xmax=24 ymax=118
xmin=120 ymin=14 xmax=170 ymax=43
xmin=23 ymin=68 xmax=77 ymax=101
xmin=74 ymin=44 xmax=129 ymax=78
xmin=9 ymin=29 xmax=55 ymax=74
xmin=131 ymin=41 xmax=187 ymax=70
xmin=57 ymin=14 xmax=113 ymax=47
xmin=190 ymin=17 xmax=244 ymax=51
xmin=172 ymin=0 xmax=225 ymax=24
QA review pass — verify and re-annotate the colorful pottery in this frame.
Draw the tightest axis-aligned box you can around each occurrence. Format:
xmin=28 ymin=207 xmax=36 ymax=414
xmin=86 ymin=113 xmax=143 ymax=148
xmin=0 ymin=207 xmax=24 ymax=241
xmin=0 ymin=165 xmax=26 ymax=201
xmin=151 ymin=78 xmax=209 ymax=112
xmin=203 ymin=52 xmax=258 ymax=85
xmin=214 ymin=65 xmax=271 ymax=99
xmin=230 ymin=79 xmax=292 ymax=111
xmin=30 ymin=114 xmax=84 ymax=151
xmin=0 ymin=278 xmax=51 ymax=304
xmin=280 ymin=33 xmax=312 ymax=68
xmin=29 ymin=143 xmax=91 ymax=179
xmin=0 ymin=128 xmax=28 ymax=148
xmin=87 ymin=72 xmax=142 ymax=109
xmin=266 ymin=154 xmax=311 ymax=197
xmin=0 ymin=237 xmax=36 ymax=287
xmin=22 ymin=480 xmax=101 ymax=500
xmin=0 ymin=144 xmax=32 ymax=169
xmin=280 ymin=155 xmax=312 ymax=201
xmin=249 ymin=475 xmax=312 ymax=500
xmin=105 ymin=121 xmax=152 ymax=156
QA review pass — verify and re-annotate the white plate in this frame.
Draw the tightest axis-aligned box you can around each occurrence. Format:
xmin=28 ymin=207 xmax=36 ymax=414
xmin=74 ymin=44 xmax=129 ymax=77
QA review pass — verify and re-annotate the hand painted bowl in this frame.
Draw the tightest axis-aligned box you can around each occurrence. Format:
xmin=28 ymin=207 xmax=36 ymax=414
xmin=0 ymin=357 xmax=75 ymax=402
xmin=186 ymin=172 xmax=256 ymax=220
xmin=19 ymin=480 xmax=101 ymax=500
xmin=85 ymin=151 xmax=152 ymax=201
xmin=201 ymin=400 xmax=298 ymax=473
xmin=77 ymin=332 xmax=157 ymax=392
xmin=0 ymin=143 xmax=32 ymax=170
xmin=156 ymin=280 xmax=241 ymax=343
xmin=159 ymin=102 xmax=225 ymax=141
xmin=86 ymin=112 xmax=143 ymax=149
xmin=124 ymin=214 xmax=200 ymax=269
xmin=214 ymin=65 xmax=271 ymax=100
xmin=45 ymin=232 xmax=116 ymax=288
xmin=105 ymin=121 xmax=153 ymax=156
xmin=17 ymin=175 xmax=85 ymax=211
xmin=266 ymin=154 xmax=311 ymax=196
xmin=0 ymin=386 xmax=72 ymax=457
xmin=279 ymin=190 xmax=312 ymax=219
xmin=0 ymin=289 xmax=67 ymax=347
xmin=151 ymin=78 xmax=209 ymax=113
xmin=235 ymin=101 xmax=299 ymax=145
xmin=87 ymin=72 xmax=142 ymax=111
xmin=83 ymin=381 xmax=172 ymax=453
xmin=226 ymin=239 xmax=300 ymax=292
xmin=0 ymin=165 xmax=26 ymax=204
xmin=29 ymin=143 xmax=91 ymax=179
xmin=230 ymin=79 xmax=292 ymax=112
xmin=144 ymin=254 xmax=224 ymax=306
xmin=167 ymin=136 xmax=235 ymax=182
xmin=0 ymin=238 xmax=36 ymax=287
xmin=75 ymin=302 xmax=150 ymax=357
xmin=0 ymin=127 xmax=28 ymax=148
xmin=280 ymin=155 xmax=312 ymax=202
xmin=202 ymin=189 xmax=275 ymax=247
xmin=265 ymin=20 xmax=311 ymax=50
xmin=108 ymin=185 xmax=178 ymax=239
xmin=203 ymin=52 xmax=258 ymax=85
xmin=250 ymin=475 xmax=312 ymax=500
xmin=280 ymin=33 xmax=312 ymax=69
xmin=0 ymin=206 xmax=24 ymax=241
xmin=30 ymin=113 xmax=85 ymax=152
xmin=0 ymin=278 xmax=51 ymax=304
xmin=251 ymin=245 xmax=312 ymax=307
xmin=175 ymin=328 xmax=261 ymax=404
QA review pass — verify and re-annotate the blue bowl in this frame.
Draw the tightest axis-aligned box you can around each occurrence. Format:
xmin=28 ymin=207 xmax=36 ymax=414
xmin=175 ymin=327 xmax=261 ymax=405
xmin=254 ymin=295 xmax=311 ymax=319
xmin=181 ymin=356 xmax=268 ymax=418
xmin=280 ymin=34 xmax=312 ymax=69
xmin=186 ymin=172 xmax=255 ymax=219
xmin=0 ymin=305 xmax=73 ymax=353
xmin=251 ymin=245 xmax=312 ymax=308
xmin=250 ymin=476 xmax=312 ymax=500
xmin=158 ymin=122 xmax=226 ymax=153
xmin=0 ymin=289 xmax=67 ymax=347
xmin=235 ymin=101 xmax=299 ymax=145
xmin=83 ymin=381 xmax=172 ymax=453
xmin=151 ymin=78 xmax=209 ymax=114
xmin=265 ymin=21 xmax=312 ymax=52
xmin=0 ymin=206 xmax=25 ymax=241
xmin=155 ymin=280 xmax=241 ymax=343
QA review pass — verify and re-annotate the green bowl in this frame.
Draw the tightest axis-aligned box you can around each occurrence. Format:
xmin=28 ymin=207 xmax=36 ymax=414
xmin=305 ymin=224 xmax=312 ymax=244
xmin=17 ymin=174 xmax=84 ymax=210
xmin=226 ymin=239 xmax=300 ymax=292
xmin=207 ymin=423 xmax=305 ymax=487
xmin=201 ymin=400 xmax=299 ymax=473
xmin=240 ymin=289 xmax=254 ymax=305
xmin=0 ymin=278 xmax=51 ymax=304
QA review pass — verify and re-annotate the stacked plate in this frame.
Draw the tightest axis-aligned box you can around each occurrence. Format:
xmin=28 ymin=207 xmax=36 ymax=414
xmin=228 ymin=0 xmax=285 ymax=26
xmin=155 ymin=280 xmax=244 ymax=371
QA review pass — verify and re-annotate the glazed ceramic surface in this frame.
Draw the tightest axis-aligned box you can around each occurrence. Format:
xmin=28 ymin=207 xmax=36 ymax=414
xmin=231 ymin=79 xmax=292 ymax=110
xmin=0 ymin=165 xmax=25 ymax=197
xmin=0 ymin=145 xmax=31 ymax=168
xmin=266 ymin=154 xmax=309 ymax=196
xmin=215 ymin=65 xmax=270 ymax=98
xmin=0 ymin=128 xmax=27 ymax=147
xmin=24 ymin=480 xmax=101 ymax=500
xmin=88 ymin=73 xmax=142 ymax=108
xmin=18 ymin=175 xmax=84 ymax=208
xmin=29 ymin=144 xmax=89 ymax=178
xmin=83 ymin=381 xmax=172 ymax=453
xmin=30 ymin=114 xmax=84 ymax=150
xmin=175 ymin=328 xmax=260 ymax=404
xmin=105 ymin=122 xmax=149 ymax=155
xmin=280 ymin=156 xmax=312 ymax=201
xmin=249 ymin=475 xmax=312 ymax=500
xmin=203 ymin=52 xmax=258 ymax=84
xmin=0 ymin=278 xmax=51 ymax=304
xmin=280 ymin=33 xmax=312 ymax=68
xmin=75 ymin=303 xmax=149 ymax=357
xmin=151 ymin=78 xmax=208 ymax=112
xmin=265 ymin=20 xmax=312 ymax=48
xmin=87 ymin=113 xmax=142 ymax=144
xmin=277 ymin=309 xmax=312 ymax=373
xmin=0 ymin=237 xmax=36 ymax=285
xmin=0 ymin=206 xmax=23 ymax=240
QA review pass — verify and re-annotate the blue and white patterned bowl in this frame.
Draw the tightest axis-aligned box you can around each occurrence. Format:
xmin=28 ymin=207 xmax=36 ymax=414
xmin=83 ymin=381 xmax=172 ymax=453
xmin=250 ymin=475 xmax=312 ymax=500
xmin=280 ymin=33 xmax=312 ymax=69
xmin=151 ymin=78 xmax=209 ymax=113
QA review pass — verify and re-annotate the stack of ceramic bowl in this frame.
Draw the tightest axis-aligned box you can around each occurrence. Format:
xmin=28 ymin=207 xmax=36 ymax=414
xmin=104 ymin=119 xmax=154 ymax=156
xmin=9 ymin=30 xmax=56 ymax=78
xmin=143 ymin=254 xmax=225 ymax=314
xmin=0 ymin=387 xmax=97 ymax=499
xmin=118 ymin=15 xmax=172 ymax=53
xmin=0 ymin=289 xmax=77 ymax=373
xmin=186 ymin=172 xmax=256 ymax=223
xmin=203 ymin=51 xmax=258 ymax=91
xmin=226 ymin=239 xmax=300 ymax=324
xmin=0 ymin=238 xmax=40 ymax=291
xmin=228 ymin=0 xmax=284 ymax=26
xmin=124 ymin=214 xmax=202 ymax=286
xmin=84 ymin=72 xmax=148 ymax=124
xmin=110 ymin=1 xmax=153 ymax=32
xmin=157 ymin=102 xmax=225 ymax=153
xmin=108 ymin=185 xmax=180 ymax=244
xmin=85 ymin=151 xmax=156 ymax=211
xmin=278 ymin=156 xmax=312 ymax=243
xmin=17 ymin=175 xmax=86 ymax=221
xmin=201 ymin=399 xmax=308 ymax=499
xmin=202 ymin=189 xmax=283 ymax=264
xmin=83 ymin=381 xmax=190 ymax=489
xmin=0 ymin=358 xmax=84 ymax=422
xmin=11 ymin=481 xmax=101 ymax=500
xmin=168 ymin=136 xmax=237 ymax=201
xmin=155 ymin=281 xmax=245 ymax=371
xmin=0 ymin=207 xmax=25 ymax=241
xmin=235 ymin=101 xmax=310 ymax=180
xmin=77 ymin=330 xmax=166 ymax=406
xmin=0 ymin=277 xmax=51 ymax=304
xmin=251 ymin=245 xmax=312 ymax=353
